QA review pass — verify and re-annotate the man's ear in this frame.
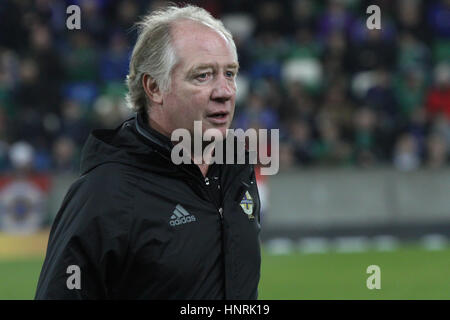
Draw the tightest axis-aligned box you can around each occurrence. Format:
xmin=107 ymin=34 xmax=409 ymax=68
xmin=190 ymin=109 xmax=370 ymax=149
xmin=142 ymin=74 xmax=163 ymax=105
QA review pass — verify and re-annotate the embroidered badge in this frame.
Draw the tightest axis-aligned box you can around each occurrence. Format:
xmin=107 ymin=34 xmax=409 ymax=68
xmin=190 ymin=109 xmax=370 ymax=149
xmin=240 ymin=190 xmax=254 ymax=219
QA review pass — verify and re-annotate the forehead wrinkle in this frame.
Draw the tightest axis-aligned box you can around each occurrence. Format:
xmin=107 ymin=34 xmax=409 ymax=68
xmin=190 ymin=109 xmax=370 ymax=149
xmin=172 ymin=18 xmax=230 ymax=47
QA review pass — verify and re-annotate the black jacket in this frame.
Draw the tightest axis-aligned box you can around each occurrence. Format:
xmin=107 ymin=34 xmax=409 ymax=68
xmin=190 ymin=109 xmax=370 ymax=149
xmin=35 ymin=113 xmax=261 ymax=300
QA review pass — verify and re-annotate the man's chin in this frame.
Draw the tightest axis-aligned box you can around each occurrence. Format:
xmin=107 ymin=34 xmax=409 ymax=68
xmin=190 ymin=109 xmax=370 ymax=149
xmin=203 ymin=125 xmax=228 ymax=141
xmin=202 ymin=118 xmax=228 ymax=135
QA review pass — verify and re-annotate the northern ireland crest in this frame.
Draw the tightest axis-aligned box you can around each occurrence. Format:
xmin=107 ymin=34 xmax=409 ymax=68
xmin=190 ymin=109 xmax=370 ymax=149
xmin=240 ymin=190 xmax=254 ymax=219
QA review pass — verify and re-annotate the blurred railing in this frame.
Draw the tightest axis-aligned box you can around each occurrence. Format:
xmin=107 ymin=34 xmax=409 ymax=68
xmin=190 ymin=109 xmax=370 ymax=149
xmin=262 ymin=167 xmax=450 ymax=241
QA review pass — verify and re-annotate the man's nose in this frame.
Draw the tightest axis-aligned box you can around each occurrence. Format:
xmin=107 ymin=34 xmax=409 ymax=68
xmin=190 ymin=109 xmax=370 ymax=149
xmin=211 ymin=75 xmax=234 ymax=102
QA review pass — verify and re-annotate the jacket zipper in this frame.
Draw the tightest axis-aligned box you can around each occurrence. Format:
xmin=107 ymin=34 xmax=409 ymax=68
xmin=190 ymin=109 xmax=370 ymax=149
xmin=204 ymin=177 xmax=223 ymax=219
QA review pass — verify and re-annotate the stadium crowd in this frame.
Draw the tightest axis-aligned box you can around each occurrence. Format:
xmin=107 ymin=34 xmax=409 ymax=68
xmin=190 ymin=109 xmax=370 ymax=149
xmin=0 ymin=0 xmax=449 ymax=173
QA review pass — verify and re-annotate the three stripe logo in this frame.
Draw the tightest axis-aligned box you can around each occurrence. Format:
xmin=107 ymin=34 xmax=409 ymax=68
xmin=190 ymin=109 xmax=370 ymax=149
xmin=169 ymin=204 xmax=197 ymax=226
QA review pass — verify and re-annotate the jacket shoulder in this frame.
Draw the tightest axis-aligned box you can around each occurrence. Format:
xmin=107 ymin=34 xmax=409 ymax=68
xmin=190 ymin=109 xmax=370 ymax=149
xmin=79 ymin=162 xmax=141 ymax=198
xmin=55 ymin=162 xmax=141 ymax=231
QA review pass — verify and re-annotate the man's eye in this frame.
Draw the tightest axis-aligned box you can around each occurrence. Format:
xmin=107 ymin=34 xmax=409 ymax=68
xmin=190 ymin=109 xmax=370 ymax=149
xmin=197 ymin=73 xmax=210 ymax=80
xmin=226 ymin=71 xmax=235 ymax=78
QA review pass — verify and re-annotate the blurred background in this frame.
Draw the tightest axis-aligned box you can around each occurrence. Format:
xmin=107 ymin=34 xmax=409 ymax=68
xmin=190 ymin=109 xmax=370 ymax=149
xmin=0 ymin=0 xmax=449 ymax=299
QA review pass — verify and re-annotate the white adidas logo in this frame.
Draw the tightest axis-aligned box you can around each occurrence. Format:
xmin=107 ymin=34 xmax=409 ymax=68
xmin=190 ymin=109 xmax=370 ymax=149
xmin=169 ymin=204 xmax=196 ymax=226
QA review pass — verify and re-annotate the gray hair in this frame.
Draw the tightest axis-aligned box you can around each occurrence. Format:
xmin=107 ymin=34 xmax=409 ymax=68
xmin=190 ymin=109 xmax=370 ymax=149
xmin=125 ymin=4 xmax=237 ymax=114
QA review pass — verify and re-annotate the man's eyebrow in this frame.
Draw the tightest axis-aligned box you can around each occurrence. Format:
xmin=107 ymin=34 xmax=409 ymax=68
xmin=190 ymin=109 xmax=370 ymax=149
xmin=186 ymin=64 xmax=212 ymax=78
xmin=227 ymin=63 xmax=240 ymax=70
xmin=189 ymin=63 xmax=240 ymax=74
xmin=189 ymin=64 xmax=214 ymax=73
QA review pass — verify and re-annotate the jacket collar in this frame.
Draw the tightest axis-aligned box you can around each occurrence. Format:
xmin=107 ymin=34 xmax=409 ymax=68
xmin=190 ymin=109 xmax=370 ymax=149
xmin=135 ymin=111 xmax=174 ymax=158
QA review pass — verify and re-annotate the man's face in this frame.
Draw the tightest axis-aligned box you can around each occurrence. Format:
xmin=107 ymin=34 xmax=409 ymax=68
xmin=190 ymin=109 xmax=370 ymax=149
xmin=161 ymin=20 xmax=238 ymax=138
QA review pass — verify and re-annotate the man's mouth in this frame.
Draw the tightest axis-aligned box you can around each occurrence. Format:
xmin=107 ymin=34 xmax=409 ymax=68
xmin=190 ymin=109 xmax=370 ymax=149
xmin=206 ymin=111 xmax=229 ymax=124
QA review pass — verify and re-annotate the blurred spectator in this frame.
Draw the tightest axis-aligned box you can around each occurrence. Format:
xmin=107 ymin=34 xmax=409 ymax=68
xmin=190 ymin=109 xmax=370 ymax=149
xmin=78 ymin=0 xmax=107 ymax=44
xmin=13 ymin=57 xmax=56 ymax=114
xmin=0 ymin=102 xmax=12 ymax=146
xmin=99 ymin=31 xmax=131 ymax=84
xmin=52 ymin=136 xmax=77 ymax=173
xmin=317 ymin=0 xmax=353 ymax=40
xmin=249 ymin=2 xmax=289 ymax=80
xmin=426 ymin=63 xmax=450 ymax=121
xmin=321 ymin=31 xmax=347 ymax=78
xmin=0 ymin=107 xmax=9 ymax=171
xmin=286 ymin=27 xmax=322 ymax=61
xmin=318 ymin=81 xmax=354 ymax=132
xmin=395 ymin=0 xmax=424 ymax=39
xmin=93 ymin=94 xmax=132 ymax=128
xmin=430 ymin=116 xmax=450 ymax=152
xmin=0 ymin=140 xmax=8 ymax=172
xmin=425 ymin=132 xmax=449 ymax=169
xmin=393 ymin=133 xmax=421 ymax=171
xmin=115 ymin=0 xmax=141 ymax=33
xmin=30 ymin=23 xmax=64 ymax=81
xmin=11 ymin=58 xmax=52 ymax=147
xmin=0 ymin=0 xmax=30 ymax=52
xmin=254 ymin=1 xmax=287 ymax=35
xmin=33 ymin=136 xmax=52 ymax=173
xmin=394 ymin=68 xmax=428 ymax=120
xmin=397 ymin=32 xmax=431 ymax=72
xmin=426 ymin=0 xmax=450 ymax=39
xmin=58 ymin=99 xmax=91 ymax=146
xmin=346 ymin=26 xmax=397 ymax=73
xmin=255 ymin=78 xmax=284 ymax=115
xmin=365 ymin=69 xmax=398 ymax=125
xmin=64 ymin=32 xmax=99 ymax=83
xmin=29 ymin=23 xmax=64 ymax=112
xmin=278 ymin=141 xmax=296 ymax=170
xmin=248 ymin=31 xmax=288 ymax=80
xmin=288 ymin=119 xmax=313 ymax=166
xmin=284 ymin=81 xmax=316 ymax=124
xmin=352 ymin=107 xmax=379 ymax=167
xmin=234 ymin=91 xmax=279 ymax=130
xmin=283 ymin=27 xmax=323 ymax=94
xmin=311 ymin=116 xmax=352 ymax=166
xmin=291 ymin=0 xmax=317 ymax=32
xmin=9 ymin=141 xmax=34 ymax=173
xmin=405 ymin=107 xmax=429 ymax=159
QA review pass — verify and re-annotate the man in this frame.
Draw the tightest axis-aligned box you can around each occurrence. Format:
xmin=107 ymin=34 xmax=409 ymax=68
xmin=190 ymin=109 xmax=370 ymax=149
xmin=35 ymin=5 xmax=261 ymax=300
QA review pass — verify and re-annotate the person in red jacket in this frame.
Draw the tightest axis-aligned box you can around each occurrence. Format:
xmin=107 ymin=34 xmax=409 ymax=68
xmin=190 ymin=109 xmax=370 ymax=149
xmin=426 ymin=63 xmax=450 ymax=121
